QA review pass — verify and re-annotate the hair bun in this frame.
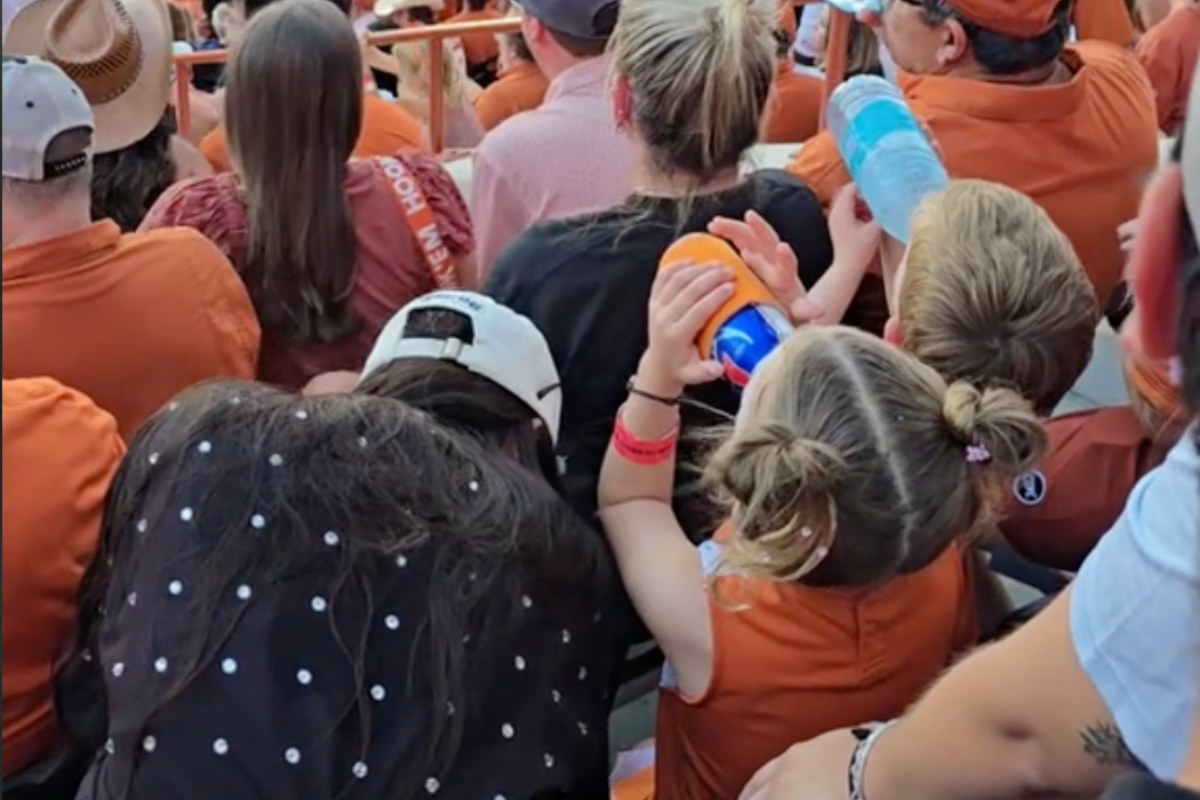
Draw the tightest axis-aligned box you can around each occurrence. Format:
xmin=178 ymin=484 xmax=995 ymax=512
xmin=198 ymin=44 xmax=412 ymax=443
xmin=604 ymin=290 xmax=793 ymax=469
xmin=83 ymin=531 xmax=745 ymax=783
xmin=941 ymin=382 xmax=986 ymax=444
xmin=707 ymin=421 xmax=847 ymax=518
xmin=941 ymin=381 xmax=1048 ymax=477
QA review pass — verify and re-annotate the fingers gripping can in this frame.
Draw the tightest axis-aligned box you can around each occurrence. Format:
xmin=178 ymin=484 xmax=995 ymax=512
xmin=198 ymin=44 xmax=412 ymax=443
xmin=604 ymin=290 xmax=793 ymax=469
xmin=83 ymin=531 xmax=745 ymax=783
xmin=659 ymin=234 xmax=794 ymax=391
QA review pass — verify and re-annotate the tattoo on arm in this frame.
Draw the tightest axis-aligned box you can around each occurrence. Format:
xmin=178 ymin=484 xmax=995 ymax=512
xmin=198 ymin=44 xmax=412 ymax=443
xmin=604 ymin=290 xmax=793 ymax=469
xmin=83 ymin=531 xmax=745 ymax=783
xmin=1080 ymin=722 xmax=1142 ymax=769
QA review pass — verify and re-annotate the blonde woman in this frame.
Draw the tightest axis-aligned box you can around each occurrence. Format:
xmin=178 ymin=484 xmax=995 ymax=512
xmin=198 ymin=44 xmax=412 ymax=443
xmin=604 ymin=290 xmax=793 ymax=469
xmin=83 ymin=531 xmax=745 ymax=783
xmin=600 ymin=263 xmax=1046 ymax=799
xmin=485 ymin=0 xmax=841 ymax=535
xmin=391 ymin=38 xmax=485 ymax=148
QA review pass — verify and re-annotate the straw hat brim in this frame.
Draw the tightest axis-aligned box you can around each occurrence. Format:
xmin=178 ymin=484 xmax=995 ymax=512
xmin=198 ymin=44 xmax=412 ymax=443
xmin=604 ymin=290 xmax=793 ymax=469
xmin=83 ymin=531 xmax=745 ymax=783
xmin=4 ymin=0 xmax=174 ymax=154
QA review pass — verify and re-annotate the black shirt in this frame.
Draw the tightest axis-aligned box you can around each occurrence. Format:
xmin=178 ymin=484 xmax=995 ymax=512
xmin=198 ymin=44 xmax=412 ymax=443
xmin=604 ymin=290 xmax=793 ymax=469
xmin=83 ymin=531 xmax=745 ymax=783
xmin=484 ymin=170 xmax=833 ymax=535
xmin=65 ymin=391 xmax=614 ymax=800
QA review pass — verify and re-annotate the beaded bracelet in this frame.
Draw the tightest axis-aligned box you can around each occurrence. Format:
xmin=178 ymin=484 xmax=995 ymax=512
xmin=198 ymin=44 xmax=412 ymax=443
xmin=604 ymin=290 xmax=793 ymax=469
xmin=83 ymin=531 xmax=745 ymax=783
xmin=848 ymin=720 xmax=898 ymax=800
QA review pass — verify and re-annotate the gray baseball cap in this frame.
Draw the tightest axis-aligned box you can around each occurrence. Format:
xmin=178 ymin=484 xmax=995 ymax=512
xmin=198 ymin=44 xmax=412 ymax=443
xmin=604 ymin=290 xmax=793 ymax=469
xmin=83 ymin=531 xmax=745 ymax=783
xmin=2 ymin=55 xmax=94 ymax=181
xmin=516 ymin=0 xmax=618 ymax=40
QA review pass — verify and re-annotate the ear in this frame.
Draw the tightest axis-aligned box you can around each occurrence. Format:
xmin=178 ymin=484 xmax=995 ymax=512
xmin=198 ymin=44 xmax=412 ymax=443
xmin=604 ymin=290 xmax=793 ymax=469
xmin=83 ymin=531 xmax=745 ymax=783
xmin=1124 ymin=164 xmax=1184 ymax=362
xmin=883 ymin=316 xmax=904 ymax=347
xmin=935 ymin=19 xmax=970 ymax=70
xmin=611 ymin=73 xmax=633 ymax=129
xmin=520 ymin=13 xmax=545 ymax=45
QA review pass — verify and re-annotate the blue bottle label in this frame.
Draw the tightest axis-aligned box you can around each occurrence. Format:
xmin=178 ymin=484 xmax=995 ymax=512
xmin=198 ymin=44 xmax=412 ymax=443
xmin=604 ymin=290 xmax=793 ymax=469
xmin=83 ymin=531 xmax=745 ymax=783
xmin=710 ymin=305 xmax=792 ymax=390
xmin=836 ymin=99 xmax=926 ymax=182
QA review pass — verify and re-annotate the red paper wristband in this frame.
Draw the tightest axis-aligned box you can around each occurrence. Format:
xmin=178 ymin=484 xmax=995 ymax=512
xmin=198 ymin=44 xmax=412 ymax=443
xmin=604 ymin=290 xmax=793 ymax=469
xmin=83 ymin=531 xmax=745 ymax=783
xmin=612 ymin=413 xmax=679 ymax=466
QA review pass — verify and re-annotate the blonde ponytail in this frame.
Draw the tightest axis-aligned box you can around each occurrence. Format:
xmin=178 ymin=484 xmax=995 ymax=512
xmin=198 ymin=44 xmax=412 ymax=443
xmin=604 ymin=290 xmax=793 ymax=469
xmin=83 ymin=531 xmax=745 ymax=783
xmin=610 ymin=0 xmax=775 ymax=184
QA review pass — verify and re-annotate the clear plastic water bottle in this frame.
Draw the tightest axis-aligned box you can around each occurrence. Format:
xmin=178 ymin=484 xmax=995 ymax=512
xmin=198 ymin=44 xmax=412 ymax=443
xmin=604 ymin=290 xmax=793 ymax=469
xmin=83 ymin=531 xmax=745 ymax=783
xmin=825 ymin=75 xmax=949 ymax=243
xmin=824 ymin=0 xmax=885 ymax=15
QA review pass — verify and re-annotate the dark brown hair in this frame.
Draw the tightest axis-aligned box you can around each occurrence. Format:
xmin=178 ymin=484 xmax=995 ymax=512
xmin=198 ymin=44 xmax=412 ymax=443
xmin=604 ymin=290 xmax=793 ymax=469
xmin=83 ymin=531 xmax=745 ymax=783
xmin=56 ymin=380 xmax=608 ymax=793
xmin=90 ymin=113 xmax=177 ymax=232
xmin=225 ymin=0 xmax=364 ymax=344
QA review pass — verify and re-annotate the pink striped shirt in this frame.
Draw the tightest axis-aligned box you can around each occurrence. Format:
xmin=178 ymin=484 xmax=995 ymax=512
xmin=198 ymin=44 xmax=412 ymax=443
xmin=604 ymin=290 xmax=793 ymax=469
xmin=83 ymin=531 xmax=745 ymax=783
xmin=470 ymin=55 xmax=635 ymax=274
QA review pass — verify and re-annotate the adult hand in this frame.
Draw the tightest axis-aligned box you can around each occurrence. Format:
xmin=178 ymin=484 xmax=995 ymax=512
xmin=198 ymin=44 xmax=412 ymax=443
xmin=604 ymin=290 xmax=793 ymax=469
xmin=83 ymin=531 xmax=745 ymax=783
xmin=707 ymin=211 xmax=824 ymax=325
xmin=642 ymin=261 xmax=735 ymax=389
xmin=740 ymin=729 xmax=860 ymax=800
xmin=829 ymin=184 xmax=882 ymax=273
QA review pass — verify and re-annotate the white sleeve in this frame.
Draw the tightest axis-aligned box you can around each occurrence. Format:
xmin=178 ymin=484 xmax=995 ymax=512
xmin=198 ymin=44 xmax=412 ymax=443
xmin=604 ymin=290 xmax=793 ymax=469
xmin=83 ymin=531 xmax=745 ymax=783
xmin=1069 ymin=433 xmax=1200 ymax=780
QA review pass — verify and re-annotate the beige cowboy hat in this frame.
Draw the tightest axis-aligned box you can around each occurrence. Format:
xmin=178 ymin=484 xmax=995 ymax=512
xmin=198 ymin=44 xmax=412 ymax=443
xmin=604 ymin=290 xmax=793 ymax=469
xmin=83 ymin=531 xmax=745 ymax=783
xmin=4 ymin=0 xmax=173 ymax=154
xmin=373 ymin=0 xmax=444 ymax=19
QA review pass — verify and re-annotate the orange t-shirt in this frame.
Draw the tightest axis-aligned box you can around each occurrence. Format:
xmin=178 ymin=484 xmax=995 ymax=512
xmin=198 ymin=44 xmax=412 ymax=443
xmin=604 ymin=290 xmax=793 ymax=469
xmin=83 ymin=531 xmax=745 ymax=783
xmin=651 ymin=543 xmax=977 ymax=800
xmin=474 ymin=60 xmax=549 ymax=131
xmin=761 ymin=60 xmax=823 ymax=144
xmin=2 ymin=379 xmax=124 ymax=777
xmin=787 ymin=42 xmax=1158 ymax=310
xmin=1135 ymin=4 xmax=1200 ymax=134
xmin=448 ymin=8 xmax=501 ymax=67
xmin=1072 ymin=0 xmax=1137 ymax=47
xmin=2 ymin=222 xmax=260 ymax=438
xmin=999 ymin=405 xmax=1168 ymax=571
xmin=199 ymin=93 xmax=426 ymax=173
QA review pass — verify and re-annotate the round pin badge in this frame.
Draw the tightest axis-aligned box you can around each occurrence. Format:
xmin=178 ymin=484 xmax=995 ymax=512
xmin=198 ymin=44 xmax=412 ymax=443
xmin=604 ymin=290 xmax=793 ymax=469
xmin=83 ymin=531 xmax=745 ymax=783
xmin=1012 ymin=470 xmax=1047 ymax=507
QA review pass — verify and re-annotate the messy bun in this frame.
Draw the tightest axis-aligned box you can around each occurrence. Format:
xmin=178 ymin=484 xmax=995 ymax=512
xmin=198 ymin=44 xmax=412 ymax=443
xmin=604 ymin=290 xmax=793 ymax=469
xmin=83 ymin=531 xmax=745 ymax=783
xmin=706 ymin=422 xmax=846 ymax=582
xmin=610 ymin=0 xmax=775 ymax=183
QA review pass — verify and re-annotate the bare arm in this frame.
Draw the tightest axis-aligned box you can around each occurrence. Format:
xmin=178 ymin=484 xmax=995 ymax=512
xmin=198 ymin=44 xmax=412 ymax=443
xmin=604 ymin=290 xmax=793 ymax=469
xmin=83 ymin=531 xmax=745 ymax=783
xmin=597 ymin=262 xmax=733 ymax=697
xmin=864 ymin=589 xmax=1129 ymax=800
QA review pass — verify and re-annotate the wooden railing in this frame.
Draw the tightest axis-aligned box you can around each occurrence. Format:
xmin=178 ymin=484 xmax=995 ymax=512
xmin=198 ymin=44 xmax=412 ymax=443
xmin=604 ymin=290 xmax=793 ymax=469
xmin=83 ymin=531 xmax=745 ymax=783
xmin=173 ymin=2 xmax=851 ymax=154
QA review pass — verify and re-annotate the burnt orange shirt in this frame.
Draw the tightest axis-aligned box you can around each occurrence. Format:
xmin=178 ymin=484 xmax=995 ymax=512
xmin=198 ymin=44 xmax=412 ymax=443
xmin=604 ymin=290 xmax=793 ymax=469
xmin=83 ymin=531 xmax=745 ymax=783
xmin=788 ymin=42 xmax=1158 ymax=309
xmin=1135 ymin=4 xmax=1200 ymax=134
xmin=761 ymin=61 xmax=823 ymax=144
xmin=2 ymin=222 xmax=260 ymax=438
xmin=2 ymin=379 xmax=124 ymax=777
xmin=653 ymin=543 xmax=977 ymax=800
xmin=1073 ymin=0 xmax=1137 ymax=47
xmin=448 ymin=7 xmax=501 ymax=67
xmin=474 ymin=60 xmax=549 ymax=131
xmin=199 ymin=94 xmax=426 ymax=173
xmin=999 ymin=405 xmax=1168 ymax=571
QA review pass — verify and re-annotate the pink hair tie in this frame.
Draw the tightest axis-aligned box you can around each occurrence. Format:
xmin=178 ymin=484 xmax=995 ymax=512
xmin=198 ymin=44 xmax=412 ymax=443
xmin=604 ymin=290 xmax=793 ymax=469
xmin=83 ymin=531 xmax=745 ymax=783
xmin=965 ymin=444 xmax=991 ymax=464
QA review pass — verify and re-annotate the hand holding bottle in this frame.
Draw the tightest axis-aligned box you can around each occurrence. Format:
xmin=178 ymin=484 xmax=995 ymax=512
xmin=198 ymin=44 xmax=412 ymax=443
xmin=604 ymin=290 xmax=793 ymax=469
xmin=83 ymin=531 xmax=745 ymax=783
xmin=707 ymin=211 xmax=824 ymax=326
xmin=642 ymin=261 xmax=735 ymax=392
xmin=829 ymin=184 xmax=882 ymax=274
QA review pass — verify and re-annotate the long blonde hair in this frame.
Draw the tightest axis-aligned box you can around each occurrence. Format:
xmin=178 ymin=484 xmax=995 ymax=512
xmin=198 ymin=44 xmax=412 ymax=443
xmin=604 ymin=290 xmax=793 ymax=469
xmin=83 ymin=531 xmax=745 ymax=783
xmin=708 ymin=326 xmax=1047 ymax=588
xmin=392 ymin=39 xmax=472 ymax=106
xmin=610 ymin=0 xmax=775 ymax=185
xmin=899 ymin=180 xmax=1099 ymax=415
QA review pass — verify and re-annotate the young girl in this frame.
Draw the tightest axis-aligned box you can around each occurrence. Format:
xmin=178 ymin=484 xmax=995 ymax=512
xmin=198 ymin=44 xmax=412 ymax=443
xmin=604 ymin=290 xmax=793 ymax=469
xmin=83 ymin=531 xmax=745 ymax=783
xmin=599 ymin=262 xmax=1047 ymax=799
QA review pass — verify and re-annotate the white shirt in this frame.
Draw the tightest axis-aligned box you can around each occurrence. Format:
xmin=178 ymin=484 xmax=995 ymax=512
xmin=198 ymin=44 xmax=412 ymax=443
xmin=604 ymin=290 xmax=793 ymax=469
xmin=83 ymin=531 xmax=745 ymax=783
xmin=1070 ymin=431 xmax=1200 ymax=779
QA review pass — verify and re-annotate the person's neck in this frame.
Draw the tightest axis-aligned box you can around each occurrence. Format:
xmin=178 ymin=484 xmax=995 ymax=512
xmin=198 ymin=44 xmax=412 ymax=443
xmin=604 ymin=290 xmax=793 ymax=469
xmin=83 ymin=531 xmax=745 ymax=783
xmin=3 ymin=203 xmax=93 ymax=251
xmin=945 ymin=57 xmax=1063 ymax=87
xmin=537 ymin=51 xmax=593 ymax=83
xmin=632 ymin=159 xmax=744 ymax=199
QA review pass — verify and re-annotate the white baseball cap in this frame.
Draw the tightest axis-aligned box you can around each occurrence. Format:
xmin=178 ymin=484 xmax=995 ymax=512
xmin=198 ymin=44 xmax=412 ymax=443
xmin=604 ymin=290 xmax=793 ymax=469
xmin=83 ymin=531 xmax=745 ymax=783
xmin=361 ymin=291 xmax=563 ymax=444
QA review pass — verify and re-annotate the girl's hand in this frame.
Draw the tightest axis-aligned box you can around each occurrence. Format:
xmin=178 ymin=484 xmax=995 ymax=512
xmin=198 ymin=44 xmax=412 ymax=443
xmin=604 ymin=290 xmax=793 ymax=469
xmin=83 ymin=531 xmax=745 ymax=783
xmin=707 ymin=211 xmax=824 ymax=325
xmin=829 ymin=184 xmax=882 ymax=274
xmin=641 ymin=261 xmax=735 ymax=390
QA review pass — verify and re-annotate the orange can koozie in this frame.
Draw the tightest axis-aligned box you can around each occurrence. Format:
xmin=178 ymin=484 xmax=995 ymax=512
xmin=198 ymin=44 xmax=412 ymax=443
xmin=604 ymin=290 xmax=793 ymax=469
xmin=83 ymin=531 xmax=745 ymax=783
xmin=660 ymin=233 xmax=793 ymax=390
